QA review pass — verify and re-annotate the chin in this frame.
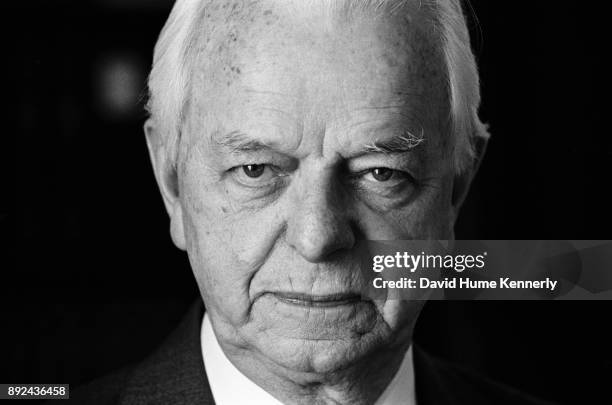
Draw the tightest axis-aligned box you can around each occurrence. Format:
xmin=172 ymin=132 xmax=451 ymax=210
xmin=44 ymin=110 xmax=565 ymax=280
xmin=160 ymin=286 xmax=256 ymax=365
xmin=253 ymin=321 xmax=391 ymax=375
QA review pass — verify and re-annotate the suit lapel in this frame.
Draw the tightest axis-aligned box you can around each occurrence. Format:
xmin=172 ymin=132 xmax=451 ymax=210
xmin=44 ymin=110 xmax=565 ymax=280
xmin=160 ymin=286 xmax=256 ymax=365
xmin=119 ymin=300 xmax=215 ymax=405
xmin=413 ymin=344 xmax=458 ymax=405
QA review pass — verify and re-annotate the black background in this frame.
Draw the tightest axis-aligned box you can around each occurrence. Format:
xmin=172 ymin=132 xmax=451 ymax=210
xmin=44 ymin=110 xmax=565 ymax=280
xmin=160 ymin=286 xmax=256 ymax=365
xmin=4 ymin=1 xmax=612 ymax=404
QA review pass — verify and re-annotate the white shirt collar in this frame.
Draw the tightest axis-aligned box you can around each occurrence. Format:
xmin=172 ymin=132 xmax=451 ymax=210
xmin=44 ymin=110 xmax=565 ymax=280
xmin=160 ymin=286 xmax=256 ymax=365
xmin=201 ymin=313 xmax=416 ymax=405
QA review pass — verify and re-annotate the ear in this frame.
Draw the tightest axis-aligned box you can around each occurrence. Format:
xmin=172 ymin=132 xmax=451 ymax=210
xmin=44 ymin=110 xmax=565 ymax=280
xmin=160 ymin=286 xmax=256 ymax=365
xmin=144 ymin=119 xmax=186 ymax=250
xmin=451 ymin=136 xmax=488 ymax=220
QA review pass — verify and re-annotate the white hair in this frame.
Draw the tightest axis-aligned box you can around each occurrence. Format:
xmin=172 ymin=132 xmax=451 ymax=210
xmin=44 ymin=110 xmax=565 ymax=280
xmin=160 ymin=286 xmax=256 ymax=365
xmin=145 ymin=0 xmax=489 ymax=173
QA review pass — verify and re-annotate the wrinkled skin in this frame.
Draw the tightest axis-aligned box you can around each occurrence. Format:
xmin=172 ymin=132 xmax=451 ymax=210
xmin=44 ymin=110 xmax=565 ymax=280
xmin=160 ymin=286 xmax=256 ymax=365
xmin=146 ymin=1 xmax=480 ymax=404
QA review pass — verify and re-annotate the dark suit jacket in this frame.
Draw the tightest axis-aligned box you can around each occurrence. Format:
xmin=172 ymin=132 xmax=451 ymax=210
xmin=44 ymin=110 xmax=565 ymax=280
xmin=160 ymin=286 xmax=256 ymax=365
xmin=66 ymin=301 xmax=555 ymax=404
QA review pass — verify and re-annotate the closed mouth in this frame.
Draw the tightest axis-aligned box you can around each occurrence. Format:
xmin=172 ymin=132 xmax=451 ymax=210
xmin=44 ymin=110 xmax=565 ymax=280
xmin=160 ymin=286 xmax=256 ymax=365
xmin=272 ymin=292 xmax=364 ymax=307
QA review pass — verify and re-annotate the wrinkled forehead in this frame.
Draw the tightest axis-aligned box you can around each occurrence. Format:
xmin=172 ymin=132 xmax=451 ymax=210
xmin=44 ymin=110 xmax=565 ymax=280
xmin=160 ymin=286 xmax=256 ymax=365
xmin=186 ymin=0 xmax=449 ymax=142
xmin=195 ymin=0 xmax=432 ymax=36
xmin=194 ymin=2 xmax=443 ymax=78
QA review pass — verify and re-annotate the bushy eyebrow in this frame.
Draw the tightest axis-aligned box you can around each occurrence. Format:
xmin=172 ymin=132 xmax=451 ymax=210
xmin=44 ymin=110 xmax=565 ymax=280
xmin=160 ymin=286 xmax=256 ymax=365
xmin=213 ymin=130 xmax=273 ymax=153
xmin=361 ymin=130 xmax=425 ymax=154
xmin=213 ymin=129 xmax=425 ymax=156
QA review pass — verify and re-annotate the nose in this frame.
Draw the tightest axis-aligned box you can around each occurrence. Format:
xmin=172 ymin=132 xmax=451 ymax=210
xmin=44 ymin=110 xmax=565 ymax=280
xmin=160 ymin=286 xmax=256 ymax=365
xmin=286 ymin=171 xmax=355 ymax=263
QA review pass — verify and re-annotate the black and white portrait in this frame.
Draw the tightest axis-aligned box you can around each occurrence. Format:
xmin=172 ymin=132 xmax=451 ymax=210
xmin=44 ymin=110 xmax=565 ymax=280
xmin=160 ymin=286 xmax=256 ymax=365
xmin=5 ymin=1 xmax=611 ymax=404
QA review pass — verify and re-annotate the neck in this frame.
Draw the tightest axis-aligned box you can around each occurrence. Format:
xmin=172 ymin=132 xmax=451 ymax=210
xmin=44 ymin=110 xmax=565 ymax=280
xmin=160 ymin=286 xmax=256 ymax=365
xmin=221 ymin=338 xmax=412 ymax=405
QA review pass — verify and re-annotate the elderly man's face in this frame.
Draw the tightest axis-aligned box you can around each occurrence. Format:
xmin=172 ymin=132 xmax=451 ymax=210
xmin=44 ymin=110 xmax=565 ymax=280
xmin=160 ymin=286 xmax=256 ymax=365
xmin=158 ymin=4 xmax=462 ymax=375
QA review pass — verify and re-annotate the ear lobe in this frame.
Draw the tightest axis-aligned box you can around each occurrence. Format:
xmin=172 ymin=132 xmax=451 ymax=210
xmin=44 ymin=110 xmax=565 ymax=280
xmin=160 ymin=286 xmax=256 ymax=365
xmin=451 ymin=136 xmax=488 ymax=215
xmin=168 ymin=202 xmax=187 ymax=251
xmin=144 ymin=119 xmax=187 ymax=250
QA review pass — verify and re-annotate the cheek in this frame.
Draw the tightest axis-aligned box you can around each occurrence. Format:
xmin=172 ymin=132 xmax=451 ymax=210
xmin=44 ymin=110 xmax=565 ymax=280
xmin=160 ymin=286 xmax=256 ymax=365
xmin=356 ymin=184 xmax=454 ymax=240
xmin=182 ymin=207 xmax=249 ymax=324
xmin=376 ymin=299 xmax=424 ymax=345
xmin=180 ymin=175 xmax=286 ymax=325
xmin=405 ymin=176 xmax=455 ymax=237
xmin=359 ymin=185 xmax=452 ymax=328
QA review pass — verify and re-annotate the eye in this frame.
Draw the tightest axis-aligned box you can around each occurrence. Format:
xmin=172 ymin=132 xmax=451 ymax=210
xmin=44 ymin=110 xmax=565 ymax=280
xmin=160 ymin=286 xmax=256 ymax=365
xmin=352 ymin=166 xmax=418 ymax=201
xmin=364 ymin=167 xmax=409 ymax=183
xmin=229 ymin=163 xmax=288 ymax=189
xmin=370 ymin=167 xmax=394 ymax=182
xmin=243 ymin=164 xmax=265 ymax=178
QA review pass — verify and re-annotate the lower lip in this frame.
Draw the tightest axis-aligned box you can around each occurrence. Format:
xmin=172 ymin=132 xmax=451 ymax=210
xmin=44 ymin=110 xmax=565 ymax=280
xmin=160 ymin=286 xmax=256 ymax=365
xmin=258 ymin=293 xmax=376 ymax=338
xmin=272 ymin=293 xmax=363 ymax=308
